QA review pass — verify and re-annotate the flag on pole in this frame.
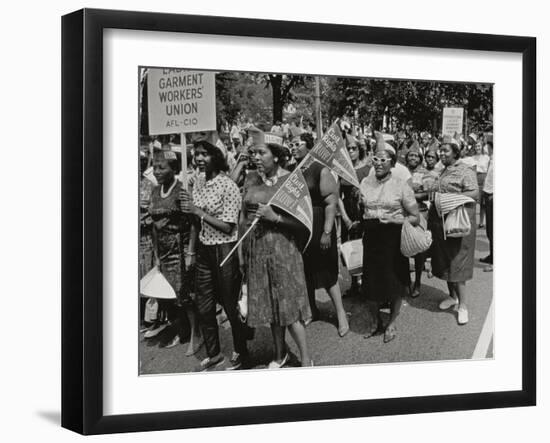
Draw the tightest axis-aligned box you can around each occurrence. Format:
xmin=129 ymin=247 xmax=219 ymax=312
xmin=219 ymin=168 xmax=313 ymax=267
xmin=307 ymin=122 xmax=360 ymax=188
xmin=269 ymin=169 xmax=313 ymax=248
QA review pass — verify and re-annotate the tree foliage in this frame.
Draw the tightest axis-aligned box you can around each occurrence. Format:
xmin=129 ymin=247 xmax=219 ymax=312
xmin=323 ymin=77 xmax=493 ymax=133
xmin=215 ymin=72 xmax=273 ymax=128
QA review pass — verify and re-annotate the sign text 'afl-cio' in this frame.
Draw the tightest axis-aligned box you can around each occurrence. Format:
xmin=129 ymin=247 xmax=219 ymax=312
xmin=147 ymin=68 xmax=216 ymax=135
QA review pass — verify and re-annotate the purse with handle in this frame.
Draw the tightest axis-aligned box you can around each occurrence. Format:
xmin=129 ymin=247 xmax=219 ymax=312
xmin=400 ymin=216 xmax=432 ymax=257
xmin=444 ymin=205 xmax=471 ymax=238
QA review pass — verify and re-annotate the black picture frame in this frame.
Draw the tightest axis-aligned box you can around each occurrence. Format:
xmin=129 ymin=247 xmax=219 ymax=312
xmin=62 ymin=8 xmax=536 ymax=435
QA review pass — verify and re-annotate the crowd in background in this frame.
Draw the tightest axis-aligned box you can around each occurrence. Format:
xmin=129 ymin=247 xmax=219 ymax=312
xmin=139 ymin=115 xmax=494 ymax=371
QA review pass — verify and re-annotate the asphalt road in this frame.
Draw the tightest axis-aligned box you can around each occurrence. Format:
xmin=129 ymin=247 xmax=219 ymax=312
xmin=140 ymin=226 xmax=493 ymax=374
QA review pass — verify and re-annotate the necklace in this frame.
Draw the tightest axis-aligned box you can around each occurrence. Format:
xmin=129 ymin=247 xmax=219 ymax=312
xmin=160 ymin=179 xmax=177 ymax=198
xmin=261 ymin=167 xmax=285 ymax=187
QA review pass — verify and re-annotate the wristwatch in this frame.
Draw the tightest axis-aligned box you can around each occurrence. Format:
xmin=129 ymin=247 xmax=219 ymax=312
xmin=323 ymin=229 xmax=331 ymax=235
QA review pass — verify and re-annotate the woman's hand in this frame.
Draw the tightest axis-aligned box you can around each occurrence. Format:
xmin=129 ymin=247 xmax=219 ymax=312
xmin=342 ymin=215 xmax=353 ymax=230
xmin=379 ymin=214 xmax=403 ymax=224
xmin=407 ymin=215 xmax=420 ymax=227
xmin=180 ymin=189 xmax=197 ymax=215
xmin=236 ymin=152 xmax=249 ymax=164
xmin=320 ymin=231 xmax=332 ymax=250
xmin=239 ymin=263 xmax=246 ymax=280
xmin=411 ymin=182 xmax=423 ymax=193
xmin=255 ymin=203 xmax=278 ymax=223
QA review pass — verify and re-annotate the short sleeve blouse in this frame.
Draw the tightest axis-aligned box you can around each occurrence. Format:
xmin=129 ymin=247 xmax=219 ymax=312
xmin=360 ymin=173 xmax=416 ymax=221
xmin=193 ymin=173 xmax=242 ymax=245
xmin=438 ymin=162 xmax=479 ymax=195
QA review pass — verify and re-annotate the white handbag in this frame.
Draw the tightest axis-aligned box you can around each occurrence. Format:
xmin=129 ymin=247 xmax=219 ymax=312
xmin=237 ymin=282 xmax=248 ymax=322
xmin=340 ymin=239 xmax=364 ymax=276
xmin=444 ymin=205 xmax=471 ymax=238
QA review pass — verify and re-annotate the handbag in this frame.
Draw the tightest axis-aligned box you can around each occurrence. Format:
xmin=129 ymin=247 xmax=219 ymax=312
xmin=237 ymin=281 xmax=248 ymax=322
xmin=400 ymin=216 xmax=432 ymax=257
xmin=340 ymin=238 xmax=364 ymax=276
xmin=444 ymin=205 xmax=471 ymax=238
xmin=143 ymin=298 xmax=159 ymax=322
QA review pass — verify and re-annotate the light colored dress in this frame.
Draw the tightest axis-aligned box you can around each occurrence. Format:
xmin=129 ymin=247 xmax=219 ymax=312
xmin=428 ymin=162 xmax=479 ymax=282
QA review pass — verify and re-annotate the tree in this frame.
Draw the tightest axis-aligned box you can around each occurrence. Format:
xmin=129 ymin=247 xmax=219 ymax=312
xmin=215 ymin=72 xmax=272 ymax=128
xmin=323 ymin=77 xmax=493 ymax=134
xmin=266 ymin=74 xmax=305 ymax=124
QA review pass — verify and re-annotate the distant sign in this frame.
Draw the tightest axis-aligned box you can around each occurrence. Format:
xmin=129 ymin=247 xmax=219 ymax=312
xmin=442 ymin=107 xmax=464 ymax=136
xmin=147 ymin=69 xmax=216 ymax=135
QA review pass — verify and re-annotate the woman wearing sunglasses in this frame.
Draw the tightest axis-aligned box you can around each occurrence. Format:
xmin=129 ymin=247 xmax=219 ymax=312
xmin=289 ymin=132 xmax=350 ymax=337
xmin=360 ymin=145 xmax=420 ymax=343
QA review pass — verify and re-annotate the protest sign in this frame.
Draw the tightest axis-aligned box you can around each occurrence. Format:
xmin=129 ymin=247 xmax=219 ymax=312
xmin=147 ymin=68 xmax=216 ymax=135
xmin=442 ymin=107 xmax=464 ymax=137
xmin=269 ymin=169 xmax=313 ymax=247
xmin=147 ymin=68 xmax=216 ymax=190
xmin=307 ymin=123 xmax=360 ymax=188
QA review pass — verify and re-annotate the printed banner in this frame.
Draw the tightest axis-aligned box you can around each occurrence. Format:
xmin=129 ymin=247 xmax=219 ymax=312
xmin=307 ymin=123 xmax=360 ymax=188
xmin=147 ymin=68 xmax=216 ymax=135
xmin=269 ymin=169 xmax=313 ymax=244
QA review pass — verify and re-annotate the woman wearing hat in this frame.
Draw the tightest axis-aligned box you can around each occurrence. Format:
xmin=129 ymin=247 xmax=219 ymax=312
xmin=239 ymin=139 xmax=312 ymax=368
xmin=360 ymin=146 xmax=420 ymax=342
xmin=180 ymin=140 xmax=252 ymax=371
xmin=339 ymin=134 xmax=372 ymax=297
xmin=290 ymin=132 xmax=350 ymax=337
xmin=405 ymin=145 xmax=430 ymax=298
xmin=427 ymin=137 xmax=479 ymax=325
xmin=147 ymin=149 xmax=203 ymax=353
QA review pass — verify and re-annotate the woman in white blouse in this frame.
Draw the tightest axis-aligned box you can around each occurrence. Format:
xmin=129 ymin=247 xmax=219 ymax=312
xmin=360 ymin=147 xmax=420 ymax=343
xmin=181 ymin=140 xmax=253 ymax=372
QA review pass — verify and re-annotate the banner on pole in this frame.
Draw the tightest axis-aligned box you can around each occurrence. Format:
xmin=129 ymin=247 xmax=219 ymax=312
xmin=269 ymin=169 xmax=313 ymax=247
xmin=147 ymin=68 xmax=216 ymax=135
xmin=219 ymin=169 xmax=313 ymax=267
xmin=307 ymin=123 xmax=360 ymax=188
xmin=442 ymin=107 xmax=464 ymax=137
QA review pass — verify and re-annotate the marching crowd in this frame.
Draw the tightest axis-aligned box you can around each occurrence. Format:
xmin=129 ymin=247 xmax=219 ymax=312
xmin=139 ymin=118 xmax=494 ymax=371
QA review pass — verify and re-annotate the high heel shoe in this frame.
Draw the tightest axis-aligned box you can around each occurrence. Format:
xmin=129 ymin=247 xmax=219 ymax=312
xmin=185 ymin=337 xmax=204 ymax=356
xmin=338 ymin=324 xmax=350 ymax=337
xmin=383 ymin=325 xmax=397 ymax=343
xmin=267 ymin=353 xmax=289 ymax=369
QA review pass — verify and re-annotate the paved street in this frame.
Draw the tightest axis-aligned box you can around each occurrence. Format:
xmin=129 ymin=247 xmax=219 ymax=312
xmin=140 ymin=225 xmax=493 ymax=374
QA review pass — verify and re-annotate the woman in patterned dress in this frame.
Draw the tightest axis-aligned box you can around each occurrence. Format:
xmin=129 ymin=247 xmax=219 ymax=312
xmin=239 ymin=141 xmax=312 ymax=368
xmin=289 ymin=133 xmax=350 ymax=337
xmin=427 ymin=138 xmax=479 ymax=325
xmin=148 ymin=150 xmax=202 ymax=353
xmin=181 ymin=140 xmax=252 ymax=371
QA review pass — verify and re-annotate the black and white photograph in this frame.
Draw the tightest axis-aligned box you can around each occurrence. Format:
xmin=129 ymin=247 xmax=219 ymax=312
xmin=138 ymin=67 xmax=494 ymax=374
xmin=2 ymin=0 xmax=543 ymax=439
